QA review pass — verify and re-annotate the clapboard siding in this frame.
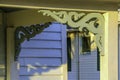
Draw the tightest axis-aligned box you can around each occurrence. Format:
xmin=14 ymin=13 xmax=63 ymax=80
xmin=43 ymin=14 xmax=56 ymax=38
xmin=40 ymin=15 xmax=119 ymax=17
xmin=79 ymin=50 xmax=100 ymax=80
xmin=18 ymin=23 xmax=67 ymax=80
xmin=68 ymin=75 xmax=78 ymax=80
xmin=43 ymin=23 xmax=61 ymax=32
xmin=19 ymin=58 xmax=62 ymax=66
xmin=19 ymin=66 xmax=63 ymax=75
xmin=19 ymin=49 xmax=61 ymax=57
xmin=21 ymin=40 xmax=62 ymax=48
xmin=80 ymin=67 xmax=98 ymax=72
xmin=20 ymin=76 xmax=63 ymax=80
xmin=31 ymin=32 xmax=61 ymax=40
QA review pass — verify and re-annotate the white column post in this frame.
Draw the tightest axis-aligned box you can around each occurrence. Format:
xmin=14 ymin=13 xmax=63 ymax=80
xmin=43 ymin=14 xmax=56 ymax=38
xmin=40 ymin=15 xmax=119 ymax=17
xmin=7 ymin=28 xmax=19 ymax=80
xmin=101 ymin=11 xmax=118 ymax=80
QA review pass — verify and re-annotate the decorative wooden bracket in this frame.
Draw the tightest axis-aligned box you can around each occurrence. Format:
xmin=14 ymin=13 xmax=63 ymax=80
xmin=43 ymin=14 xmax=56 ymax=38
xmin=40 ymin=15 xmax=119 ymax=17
xmin=38 ymin=10 xmax=105 ymax=56
xmin=14 ymin=22 xmax=52 ymax=61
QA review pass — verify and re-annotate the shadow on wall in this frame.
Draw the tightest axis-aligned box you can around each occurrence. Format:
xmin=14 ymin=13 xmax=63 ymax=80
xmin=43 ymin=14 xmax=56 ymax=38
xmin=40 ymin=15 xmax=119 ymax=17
xmin=17 ymin=23 xmax=67 ymax=80
xmin=17 ymin=22 xmax=100 ymax=80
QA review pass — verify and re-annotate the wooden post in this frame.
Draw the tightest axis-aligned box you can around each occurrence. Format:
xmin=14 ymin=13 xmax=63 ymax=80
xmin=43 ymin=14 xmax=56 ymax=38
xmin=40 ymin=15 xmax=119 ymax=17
xmin=7 ymin=28 xmax=19 ymax=80
xmin=100 ymin=11 xmax=118 ymax=80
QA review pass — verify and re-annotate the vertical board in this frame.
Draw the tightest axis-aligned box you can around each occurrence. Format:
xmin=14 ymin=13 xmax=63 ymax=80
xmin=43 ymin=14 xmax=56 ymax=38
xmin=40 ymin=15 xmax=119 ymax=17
xmin=118 ymin=24 xmax=120 ymax=80
xmin=7 ymin=28 xmax=19 ymax=80
xmin=18 ymin=22 xmax=67 ymax=80
xmin=118 ymin=12 xmax=120 ymax=22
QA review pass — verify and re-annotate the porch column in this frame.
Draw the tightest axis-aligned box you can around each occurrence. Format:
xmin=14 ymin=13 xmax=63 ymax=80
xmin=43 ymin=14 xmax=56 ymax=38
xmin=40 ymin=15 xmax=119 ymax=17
xmin=101 ymin=11 xmax=118 ymax=80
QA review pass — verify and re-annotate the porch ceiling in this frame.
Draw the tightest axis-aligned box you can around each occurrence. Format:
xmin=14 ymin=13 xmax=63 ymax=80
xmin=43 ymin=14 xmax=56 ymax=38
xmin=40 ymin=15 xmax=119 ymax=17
xmin=0 ymin=0 xmax=119 ymax=11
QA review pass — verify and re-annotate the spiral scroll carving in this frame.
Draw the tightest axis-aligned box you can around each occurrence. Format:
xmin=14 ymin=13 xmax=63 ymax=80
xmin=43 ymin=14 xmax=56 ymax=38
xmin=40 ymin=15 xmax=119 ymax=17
xmin=38 ymin=10 xmax=105 ymax=55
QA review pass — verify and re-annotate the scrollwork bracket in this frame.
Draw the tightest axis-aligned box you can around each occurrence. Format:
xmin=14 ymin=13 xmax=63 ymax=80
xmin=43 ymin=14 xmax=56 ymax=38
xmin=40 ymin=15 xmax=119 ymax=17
xmin=15 ymin=22 xmax=52 ymax=61
xmin=38 ymin=10 xmax=105 ymax=56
